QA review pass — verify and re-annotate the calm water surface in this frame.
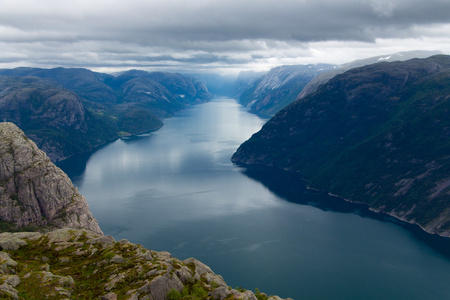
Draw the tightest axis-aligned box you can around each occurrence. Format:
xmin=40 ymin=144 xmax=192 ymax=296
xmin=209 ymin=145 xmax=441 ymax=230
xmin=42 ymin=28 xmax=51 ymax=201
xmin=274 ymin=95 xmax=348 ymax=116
xmin=60 ymin=98 xmax=450 ymax=300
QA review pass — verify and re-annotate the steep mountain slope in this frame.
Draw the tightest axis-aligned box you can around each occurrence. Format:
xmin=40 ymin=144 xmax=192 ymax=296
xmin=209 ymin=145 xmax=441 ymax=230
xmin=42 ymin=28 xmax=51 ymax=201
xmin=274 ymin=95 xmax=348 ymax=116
xmin=119 ymin=77 xmax=185 ymax=118
xmin=234 ymin=71 xmax=266 ymax=104
xmin=0 ymin=76 xmax=123 ymax=162
xmin=0 ymin=123 xmax=102 ymax=234
xmin=237 ymin=64 xmax=334 ymax=117
xmin=232 ymin=55 xmax=450 ymax=237
xmin=145 ymin=71 xmax=212 ymax=104
xmin=104 ymin=70 xmax=211 ymax=105
xmin=0 ymin=67 xmax=117 ymax=103
xmin=298 ymin=50 xmax=441 ymax=100
xmin=0 ymin=68 xmax=211 ymax=161
xmin=0 ymin=67 xmax=212 ymax=111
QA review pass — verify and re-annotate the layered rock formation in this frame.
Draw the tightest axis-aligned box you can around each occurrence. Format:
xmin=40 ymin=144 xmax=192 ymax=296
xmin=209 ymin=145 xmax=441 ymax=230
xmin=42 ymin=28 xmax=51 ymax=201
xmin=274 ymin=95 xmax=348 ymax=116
xmin=0 ymin=122 xmax=102 ymax=234
xmin=0 ymin=228 xmax=288 ymax=300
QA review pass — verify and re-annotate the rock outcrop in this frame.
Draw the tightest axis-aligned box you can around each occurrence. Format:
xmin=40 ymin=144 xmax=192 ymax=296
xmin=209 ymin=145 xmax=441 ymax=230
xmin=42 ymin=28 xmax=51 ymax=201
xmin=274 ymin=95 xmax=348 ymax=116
xmin=0 ymin=228 xmax=289 ymax=300
xmin=0 ymin=122 xmax=102 ymax=234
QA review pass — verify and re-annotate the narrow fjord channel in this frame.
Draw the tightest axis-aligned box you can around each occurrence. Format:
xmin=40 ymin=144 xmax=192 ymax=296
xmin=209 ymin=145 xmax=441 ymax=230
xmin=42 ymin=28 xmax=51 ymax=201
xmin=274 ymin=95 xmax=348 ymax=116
xmin=60 ymin=98 xmax=450 ymax=300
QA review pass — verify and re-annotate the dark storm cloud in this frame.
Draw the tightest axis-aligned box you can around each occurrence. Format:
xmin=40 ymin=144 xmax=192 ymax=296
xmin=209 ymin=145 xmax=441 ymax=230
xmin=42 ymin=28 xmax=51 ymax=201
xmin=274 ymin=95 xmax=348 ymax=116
xmin=0 ymin=0 xmax=449 ymax=72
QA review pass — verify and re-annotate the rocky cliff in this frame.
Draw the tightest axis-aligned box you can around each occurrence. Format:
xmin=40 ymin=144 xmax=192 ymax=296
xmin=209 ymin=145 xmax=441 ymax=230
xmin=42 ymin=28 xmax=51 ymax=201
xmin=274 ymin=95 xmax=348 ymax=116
xmin=0 ymin=122 xmax=102 ymax=234
xmin=0 ymin=228 xmax=289 ymax=300
xmin=0 ymin=123 xmax=289 ymax=300
xmin=232 ymin=55 xmax=450 ymax=237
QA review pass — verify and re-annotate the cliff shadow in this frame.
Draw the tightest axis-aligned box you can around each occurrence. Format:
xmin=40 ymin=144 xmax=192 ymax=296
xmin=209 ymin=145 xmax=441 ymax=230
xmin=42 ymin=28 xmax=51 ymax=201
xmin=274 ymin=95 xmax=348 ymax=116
xmin=57 ymin=151 xmax=94 ymax=180
xmin=235 ymin=163 xmax=450 ymax=260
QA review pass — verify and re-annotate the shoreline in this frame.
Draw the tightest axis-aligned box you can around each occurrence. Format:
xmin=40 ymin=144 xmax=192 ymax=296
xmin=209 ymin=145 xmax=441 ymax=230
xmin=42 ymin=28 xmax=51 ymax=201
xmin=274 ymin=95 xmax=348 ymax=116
xmin=236 ymin=162 xmax=450 ymax=240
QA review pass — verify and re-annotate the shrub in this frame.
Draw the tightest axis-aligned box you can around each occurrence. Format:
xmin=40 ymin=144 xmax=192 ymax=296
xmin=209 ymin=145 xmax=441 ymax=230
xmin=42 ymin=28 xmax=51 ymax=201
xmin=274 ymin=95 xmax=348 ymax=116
xmin=167 ymin=289 xmax=182 ymax=300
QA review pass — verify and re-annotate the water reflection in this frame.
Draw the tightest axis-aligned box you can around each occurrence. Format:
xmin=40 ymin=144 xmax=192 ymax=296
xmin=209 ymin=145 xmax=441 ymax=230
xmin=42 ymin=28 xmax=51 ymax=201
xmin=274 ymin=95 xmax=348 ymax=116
xmin=237 ymin=163 xmax=450 ymax=260
xmin=60 ymin=98 xmax=450 ymax=300
xmin=57 ymin=133 xmax=157 ymax=179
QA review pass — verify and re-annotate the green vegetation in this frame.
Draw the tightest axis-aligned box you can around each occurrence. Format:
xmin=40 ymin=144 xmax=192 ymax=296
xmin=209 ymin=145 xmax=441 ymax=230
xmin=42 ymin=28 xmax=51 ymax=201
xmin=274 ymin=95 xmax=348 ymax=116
xmin=0 ymin=229 xmax=278 ymax=300
xmin=0 ymin=220 xmax=17 ymax=232
xmin=0 ymin=67 xmax=211 ymax=161
xmin=166 ymin=282 xmax=208 ymax=300
xmin=233 ymin=55 xmax=450 ymax=236
xmin=255 ymin=288 xmax=269 ymax=300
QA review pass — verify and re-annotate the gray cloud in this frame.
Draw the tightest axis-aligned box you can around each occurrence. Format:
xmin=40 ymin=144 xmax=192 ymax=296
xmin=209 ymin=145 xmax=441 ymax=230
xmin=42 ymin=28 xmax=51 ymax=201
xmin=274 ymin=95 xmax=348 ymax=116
xmin=0 ymin=0 xmax=449 ymax=73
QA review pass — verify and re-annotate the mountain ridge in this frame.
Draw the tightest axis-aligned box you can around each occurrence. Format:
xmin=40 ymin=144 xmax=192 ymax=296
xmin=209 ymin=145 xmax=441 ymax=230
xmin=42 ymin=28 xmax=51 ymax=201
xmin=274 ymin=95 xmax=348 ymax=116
xmin=0 ymin=67 xmax=212 ymax=161
xmin=297 ymin=50 xmax=442 ymax=100
xmin=236 ymin=64 xmax=334 ymax=117
xmin=232 ymin=55 xmax=450 ymax=237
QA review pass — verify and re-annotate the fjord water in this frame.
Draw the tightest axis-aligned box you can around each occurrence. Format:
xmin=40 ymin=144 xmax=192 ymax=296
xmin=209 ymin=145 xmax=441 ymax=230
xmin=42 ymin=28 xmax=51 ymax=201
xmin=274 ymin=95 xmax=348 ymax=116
xmin=60 ymin=98 xmax=450 ymax=300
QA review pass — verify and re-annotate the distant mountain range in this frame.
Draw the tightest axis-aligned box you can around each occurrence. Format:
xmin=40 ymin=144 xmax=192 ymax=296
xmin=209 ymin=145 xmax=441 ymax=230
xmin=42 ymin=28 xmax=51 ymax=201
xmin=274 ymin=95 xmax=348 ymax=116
xmin=236 ymin=64 xmax=334 ymax=117
xmin=232 ymin=55 xmax=450 ymax=237
xmin=297 ymin=50 xmax=442 ymax=100
xmin=0 ymin=68 xmax=211 ymax=161
xmin=235 ymin=50 xmax=441 ymax=118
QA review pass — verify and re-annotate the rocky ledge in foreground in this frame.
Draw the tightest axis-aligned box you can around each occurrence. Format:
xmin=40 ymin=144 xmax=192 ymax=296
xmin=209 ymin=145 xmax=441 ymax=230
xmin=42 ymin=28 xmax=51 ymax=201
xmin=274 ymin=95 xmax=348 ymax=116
xmin=0 ymin=122 xmax=102 ymax=234
xmin=0 ymin=228 xmax=290 ymax=300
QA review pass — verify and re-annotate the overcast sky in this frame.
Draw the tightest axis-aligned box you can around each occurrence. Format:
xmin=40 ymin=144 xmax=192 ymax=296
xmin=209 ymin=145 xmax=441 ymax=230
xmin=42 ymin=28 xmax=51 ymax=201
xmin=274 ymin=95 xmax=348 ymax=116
xmin=1 ymin=0 xmax=450 ymax=75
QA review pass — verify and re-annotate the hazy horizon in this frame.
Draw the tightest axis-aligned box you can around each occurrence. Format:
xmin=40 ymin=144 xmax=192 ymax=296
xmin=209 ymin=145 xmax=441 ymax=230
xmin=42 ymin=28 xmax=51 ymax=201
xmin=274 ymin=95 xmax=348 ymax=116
xmin=1 ymin=0 xmax=450 ymax=75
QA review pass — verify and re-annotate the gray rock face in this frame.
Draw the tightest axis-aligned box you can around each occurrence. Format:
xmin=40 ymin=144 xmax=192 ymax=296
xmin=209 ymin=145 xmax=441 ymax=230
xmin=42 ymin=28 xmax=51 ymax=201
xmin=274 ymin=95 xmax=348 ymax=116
xmin=139 ymin=273 xmax=184 ymax=299
xmin=0 ymin=122 xmax=102 ymax=234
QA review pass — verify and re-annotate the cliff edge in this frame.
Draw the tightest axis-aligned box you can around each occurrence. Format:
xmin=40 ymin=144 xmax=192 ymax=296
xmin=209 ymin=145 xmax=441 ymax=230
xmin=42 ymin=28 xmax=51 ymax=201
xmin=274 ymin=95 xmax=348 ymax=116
xmin=0 ymin=228 xmax=289 ymax=300
xmin=0 ymin=122 xmax=290 ymax=299
xmin=0 ymin=122 xmax=102 ymax=234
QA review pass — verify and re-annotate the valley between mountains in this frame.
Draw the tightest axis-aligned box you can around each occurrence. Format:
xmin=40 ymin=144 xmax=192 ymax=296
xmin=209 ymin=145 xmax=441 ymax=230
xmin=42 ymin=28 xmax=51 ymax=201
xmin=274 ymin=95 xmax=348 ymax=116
xmin=0 ymin=51 xmax=449 ymax=299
